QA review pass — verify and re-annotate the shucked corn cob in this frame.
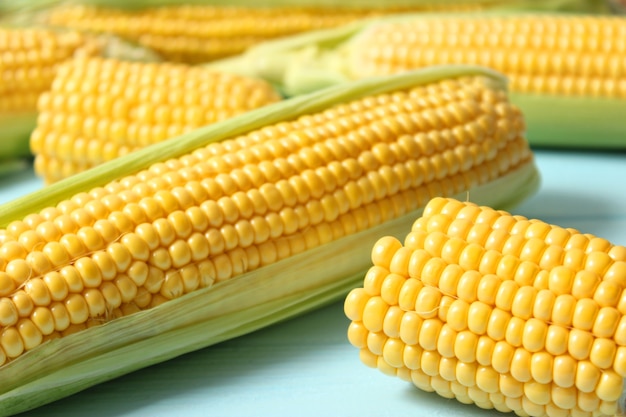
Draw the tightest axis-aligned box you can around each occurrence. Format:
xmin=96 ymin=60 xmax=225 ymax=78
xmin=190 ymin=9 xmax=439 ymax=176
xmin=209 ymin=13 xmax=626 ymax=148
xmin=0 ymin=66 xmax=539 ymax=415
xmin=6 ymin=0 xmax=606 ymax=64
xmin=345 ymin=197 xmax=626 ymax=417
xmin=30 ymin=56 xmax=282 ymax=183
xmin=0 ymin=26 xmax=159 ymax=168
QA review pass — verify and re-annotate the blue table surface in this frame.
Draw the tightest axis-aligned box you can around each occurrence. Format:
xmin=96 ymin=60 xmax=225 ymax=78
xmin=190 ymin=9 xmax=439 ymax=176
xmin=1 ymin=149 xmax=625 ymax=417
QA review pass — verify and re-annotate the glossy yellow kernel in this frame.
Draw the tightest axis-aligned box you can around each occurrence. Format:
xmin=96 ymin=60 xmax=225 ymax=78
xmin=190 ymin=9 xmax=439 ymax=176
xmin=366 ymin=331 xmax=387 ymax=356
xmin=545 ymin=324 xmax=569 ymax=356
xmin=568 ymin=328 xmax=593 ymax=361
xmin=65 ymin=293 xmax=89 ymax=324
xmin=13 ymin=290 xmax=34 ymax=318
xmin=504 ymin=316 xmax=525 ymax=347
xmin=467 ymin=301 xmax=491 ymax=335
xmin=17 ymin=318 xmax=43 ymax=350
xmin=362 ymin=265 xmax=388 ymax=296
xmin=92 ymin=251 xmax=117 ymax=281
xmin=380 ymin=273 xmax=407 ymax=307
xmin=59 ymin=233 xmax=87 ymax=260
xmin=595 ymin=370 xmax=623 ymax=402
xmin=382 ymin=305 xmax=403 ymax=339
xmin=1 ymin=327 xmax=24 ymax=358
xmin=418 ymin=318 xmax=442 ymax=351
xmin=550 ymin=385 xmax=578 ymax=410
xmin=586 ymin=305 xmax=614 ymax=340
xmin=589 ymin=338 xmax=616 ymax=370
xmin=437 ymin=264 xmax=463 ymax=297
xmin=551 ymin=294 xmax=576 ymax=327
xmin=84 ymin=288 xmax=106 ymax=317
xmin=0 ymin=298 xmax=19 ymax=327
xmin=121 ymin=233 xmax=150 ymax=262
xmin=511 ymin=286 xmax=536 ymax=320
xmin=455 ymin=361 xmax=478 ymax=388
xmin=382 ymin=338 xmax=405 ymax=368
xmin=415 ymin=286 xmax=442 ymax=319
xmin=74 ymin=257 xmax=103 ymax=288
xmin=42 ymin=241 xmax=70 ymax=268
xmin=499 ymin=373 xmax=524 ymax=399
xmin=532 ymin=289 xmax=555 ymax=322
xmin=553 ymin=354 xmax=577 ymax=388
xmin=454 ymin=330 xmax=478 ymax=364
xmin=31 ymin=306 xmax=55 ymax=335
xmin=420 ymin=257 xmax=447 ymax=288
xmin=446 ymin=299 xmax=469 ymax=332
xmin=572 ymin=298 xmax=599 ymax=332
xmin=522 ymin=318 xmax=547 ymax=353
xmin=509 ymin=348 xmax=532 ymax=383
xmin=548 ymin=266 xmax=575 ymax=295
xmin=399 ymin=311 xmax=423 ymax=346
xmin=495 ymin=280 xmax=518 ymax=311
xmin=571 ymin=270 xmax=600 ymax=300
xmin=107 ymin=242 xmax=132 ymax=272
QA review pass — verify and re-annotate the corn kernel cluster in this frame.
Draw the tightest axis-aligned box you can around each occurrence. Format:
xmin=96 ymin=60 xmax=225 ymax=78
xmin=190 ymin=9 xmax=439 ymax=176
xmin=345 ymin=197 xmax=626 ymax=417
xmin=350 ymin=15 xmax=626 ymax=97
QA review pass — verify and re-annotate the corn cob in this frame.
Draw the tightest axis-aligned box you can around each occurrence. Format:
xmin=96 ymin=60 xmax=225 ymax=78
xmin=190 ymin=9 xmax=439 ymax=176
xmin=29 ymin=56 xmax=282 ymax=184
xmin=209 ymin=13 xmax=626 ymax=149
xmin=0 ymin=66 xmax=539 ymax=415
xmin=4 ymin=0 xmax=607 ymax=64
xmin=345 ymin=196 xmax=626 ymax=417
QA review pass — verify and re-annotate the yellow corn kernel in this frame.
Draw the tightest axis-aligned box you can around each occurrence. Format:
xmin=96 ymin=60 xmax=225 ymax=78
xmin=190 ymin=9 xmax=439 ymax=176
xmin=30 ymin=57 xmax=281 ymax=183
xmin=345 ymin=197 xmax=626 ymax=417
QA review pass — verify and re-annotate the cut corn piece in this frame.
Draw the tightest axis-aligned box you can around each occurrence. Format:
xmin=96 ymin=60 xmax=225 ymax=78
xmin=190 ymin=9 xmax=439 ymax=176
xmin=345 ymin=197 xmax=626 ymax=417
xmin=0 ymin=26 xmax=160 ymax=163
xmin=6 ymin=0 xmax=607 ymax=64
xmin=0 ymin=66 xmax=539 ymax=415
xmin=30 ymin=56 xmax=282 ymax=183
xmin=209 ymin=13 xmax=626 ymax=148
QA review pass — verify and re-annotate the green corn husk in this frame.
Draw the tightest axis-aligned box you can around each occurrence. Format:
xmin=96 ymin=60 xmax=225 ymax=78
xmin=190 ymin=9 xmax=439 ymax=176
xmin=0 ymin=65 xmax=539 ymax=416
xmin=207 ymin=12 xmax=626 ymax=149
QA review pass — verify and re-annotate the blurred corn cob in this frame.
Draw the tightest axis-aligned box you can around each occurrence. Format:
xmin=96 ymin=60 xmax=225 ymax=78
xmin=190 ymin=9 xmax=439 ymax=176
xmin=208 ymin=13 xmax=626 ymax=148
xmin=29 ymin=56 xmax=282 ymax=183
xmin=0 ymin=66 xmax=539 ymax=415
xmin=1 ymin=0 xmax=609 ymax=64
xmin=0 ymin=26 xmax=160 ymax=171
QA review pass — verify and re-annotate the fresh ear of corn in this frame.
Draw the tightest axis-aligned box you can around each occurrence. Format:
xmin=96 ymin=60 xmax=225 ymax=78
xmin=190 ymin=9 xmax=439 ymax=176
xmin=0 ymin=26 xmax=161 ymax=166
xmin=2 ymin=0 xmax=608 ymax=64
xmin=208 ymin=13 xmax=626 ymax=149
xmin=345 ymin=196 xmax=626 ymax=417
xmin=29 ymin=56 xmax=282 ymax=184
xmin=0 ymin=66 xmax=539 ymax=415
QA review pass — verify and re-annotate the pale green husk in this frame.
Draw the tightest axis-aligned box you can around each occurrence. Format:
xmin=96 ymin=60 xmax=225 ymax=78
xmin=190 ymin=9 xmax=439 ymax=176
xmin=207 ymin=11 xmax=626 ymax=149
xmin=0 ymin=66 xmax=540 ymax=416
xmin=0 ymin=113 xmax=37 ymax=160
